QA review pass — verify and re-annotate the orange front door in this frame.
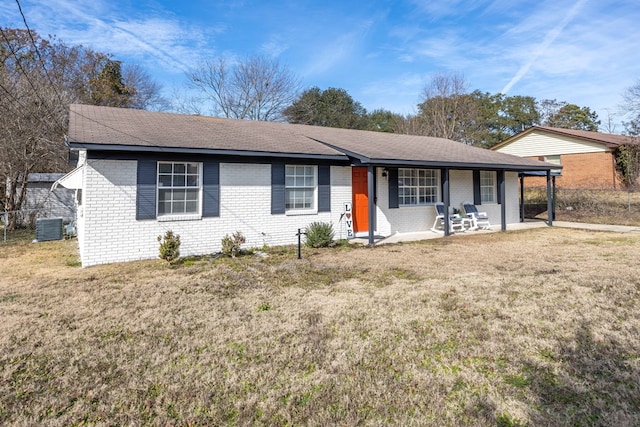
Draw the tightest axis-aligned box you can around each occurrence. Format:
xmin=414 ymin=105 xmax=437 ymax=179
xmin=352 ymin=167 xmax=369 ymax=232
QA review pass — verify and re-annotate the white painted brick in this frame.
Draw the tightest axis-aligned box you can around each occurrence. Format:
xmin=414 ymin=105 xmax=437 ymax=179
xmin=78 ymin=160 xmax=522 ymax=267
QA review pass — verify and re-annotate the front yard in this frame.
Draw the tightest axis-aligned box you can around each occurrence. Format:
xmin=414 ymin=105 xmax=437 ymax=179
xmin=1 ymin=228 xmax=639 ymax=426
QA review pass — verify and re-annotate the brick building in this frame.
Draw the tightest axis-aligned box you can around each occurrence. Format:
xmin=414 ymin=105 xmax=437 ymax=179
xmin=492 ymin=126 xmax=638 ymax=189
xmin=60 ymin=105 xmax=556 ymax=267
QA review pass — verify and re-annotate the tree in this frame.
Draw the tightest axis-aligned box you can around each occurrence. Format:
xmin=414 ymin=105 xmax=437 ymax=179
xmin=363 ymin=109 xmax=404 ymax=133
xmin=621 ymin=79 xmax=640 ymax=137
xmin=622 ymin=79 xmax=640 ymax=116
xmin=283 ymin=87 xmax=367 ymax=129
xmin=123 ymin=64 xmax=169 ymax=111
xmin=1 ymin=28 xmax=69 ymax=225
xmin=416 ymin=79 xmax=539 ymax=147
xmin=0 ymin=28 xmax=163 ymax=226
xmin=500 ymin=95 xmax=540 ymax=135
xmin=393 ymin=114 xmax=429 ymax=136
xmin=85 ymin=57 xmax=134 ymax=107
xmin=545 ymin=103 xmax=600 ymax=131
xmin=537 ymin=99 xmax=565 ymax=126
xmin=186 ymin=55 xmax=300 ymax=121
xmin=615 ymin=143 xmax=640 ymax=189
xmin=416 ymin=73 xmax=475 ymax=141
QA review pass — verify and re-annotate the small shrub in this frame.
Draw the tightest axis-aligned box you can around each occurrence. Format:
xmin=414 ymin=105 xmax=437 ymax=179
xmin=158 ymin=230 xmax=180 ymax=262
xmin=221 ymin=231 xmax=246 ymax=257
xmin=304 ymin=221 xmax=335 ymax=248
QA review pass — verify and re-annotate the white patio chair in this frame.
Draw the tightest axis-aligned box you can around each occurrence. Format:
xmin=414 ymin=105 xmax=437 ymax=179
xmin=431 ymin=202 xmax=466 ymax=233
xmin=462 ymin=201 xmax=491 ymax=230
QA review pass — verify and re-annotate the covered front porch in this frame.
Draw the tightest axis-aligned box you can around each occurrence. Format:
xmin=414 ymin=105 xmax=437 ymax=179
xmin=350 ymin=218 xmax=550 ymax=246
xmin=351 ymin=164 xmax=558 ymax=246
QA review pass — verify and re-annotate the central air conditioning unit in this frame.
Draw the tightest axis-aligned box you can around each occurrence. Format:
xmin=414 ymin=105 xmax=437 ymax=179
xmin=35 ymin=217 xmax=63 ymax=242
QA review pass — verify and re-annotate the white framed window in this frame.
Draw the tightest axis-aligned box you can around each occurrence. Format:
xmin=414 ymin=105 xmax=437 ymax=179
xmin=285 ymin=165 xmax=316 ymax=211
xmin=399 ymin=168 xmax=439 ymax=205
xmin=480 ymin=171 xmax=496 ymax=203
xmin=544 ymin=155 xmax=562 ymax=173
xmin=157 ymin=162 xmax=202 ymax=216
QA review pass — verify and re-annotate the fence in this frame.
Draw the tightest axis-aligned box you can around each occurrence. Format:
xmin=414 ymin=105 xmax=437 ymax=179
xmin=522 ymin=188 xmax=640 ymax=222
xmin=1 ymin=209 xmax=76 ymax=243
xmin=2 ymin=209 xmax=38 ymax=243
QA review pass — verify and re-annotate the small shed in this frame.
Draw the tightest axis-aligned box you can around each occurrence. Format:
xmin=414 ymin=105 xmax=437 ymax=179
xmin=20 ymin=173 xmax=76 ymax=223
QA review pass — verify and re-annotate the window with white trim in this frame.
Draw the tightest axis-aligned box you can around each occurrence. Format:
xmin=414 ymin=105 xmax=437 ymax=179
xmin=544 ymin=155 xmax=562 ymax=174
xmin=480 ymin=170 xmax=496 ymax=203
xmin=398 ymin=168 xmax=439 ymax=205
xmin=285 ymin=165 xmax=316 ymax=210
xmin=157 ymin=162 xmax=202 ymax=216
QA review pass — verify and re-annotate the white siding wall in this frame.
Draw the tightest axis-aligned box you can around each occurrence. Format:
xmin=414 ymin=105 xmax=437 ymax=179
xmin=78 ymin=159 xmax=352 ymax=267
xmin=497 ymin=130 xmax=609 ymax=157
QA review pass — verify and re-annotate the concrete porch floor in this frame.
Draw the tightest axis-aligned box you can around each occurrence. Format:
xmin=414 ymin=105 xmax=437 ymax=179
xmin=349 ymin=220 xmax=640 ymax=246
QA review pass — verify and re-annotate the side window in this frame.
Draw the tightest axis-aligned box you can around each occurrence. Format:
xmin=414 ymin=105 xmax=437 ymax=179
xmin=545 ymin=155 xmax=562 ymax=173
xmin=285 ymin=165 xmax=316 ymax=211
xmin=157 ymin=162 xmax=202 ymax=216
xmin=480 ymin=171 xmax=496 ymax=203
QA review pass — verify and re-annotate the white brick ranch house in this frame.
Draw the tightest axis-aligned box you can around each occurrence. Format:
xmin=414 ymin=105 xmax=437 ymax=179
xmin=61 ymin=104 xmax=557 ymax=267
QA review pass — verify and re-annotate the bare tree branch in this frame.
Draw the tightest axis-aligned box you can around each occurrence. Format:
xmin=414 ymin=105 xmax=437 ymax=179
xmin=185 ymin=55 xmax=300 ymax=121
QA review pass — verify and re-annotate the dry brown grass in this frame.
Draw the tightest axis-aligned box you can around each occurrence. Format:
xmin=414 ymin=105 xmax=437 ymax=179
xmin=1 ymin=229 xmax=640 ymax=426
xmin=526 ymin=188 xmax=640 ymax=226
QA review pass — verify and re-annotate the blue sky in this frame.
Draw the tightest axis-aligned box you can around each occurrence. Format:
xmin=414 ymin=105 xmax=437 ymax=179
xmin=2 ymin=0 xmax=639 ymax=130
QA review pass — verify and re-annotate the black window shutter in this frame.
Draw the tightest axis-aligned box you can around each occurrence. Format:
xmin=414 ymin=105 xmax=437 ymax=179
xmin=271 ymin=162 xmax=285 ymax=214
xmin=473 ymin=170 xmax=481 ymax=205
xmin=318 ymin=165 xmax=331 ymax=212
xmin=388 ymin=168 xmax=399 ymax=209
xmin=202 ymin=161 xmax=220 ymax=217
xmin=136 ymin=159 xmax=157 ymax=220
xmin=497 ymin=170 xmax=504 ymax=205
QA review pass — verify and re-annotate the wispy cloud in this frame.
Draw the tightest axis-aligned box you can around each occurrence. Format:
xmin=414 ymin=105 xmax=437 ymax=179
xmin=260 ymin=36 xmax=289 ymax=58
xmin=3 ymin=0 xmax=638 ymax=122
xmin=302 ymin=21 xmax=373 ymax=76
xmin=500 ymin=0 xmax=587 ymax=94
xmin=8 ymin=0 xmax=217 ymax=74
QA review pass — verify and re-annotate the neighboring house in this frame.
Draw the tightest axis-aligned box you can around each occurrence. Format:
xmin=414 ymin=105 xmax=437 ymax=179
xmin=493 ymin=126 xmax=639 ymax=189
xmin=60 ymin=104 xmax=556 ymax=267
xmin=9 ymin=173 xmax=76 ymax=223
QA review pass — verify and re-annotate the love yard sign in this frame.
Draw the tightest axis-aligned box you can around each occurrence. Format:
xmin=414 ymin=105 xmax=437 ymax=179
xmin=344 ymin=202 xmax=354 ymax=238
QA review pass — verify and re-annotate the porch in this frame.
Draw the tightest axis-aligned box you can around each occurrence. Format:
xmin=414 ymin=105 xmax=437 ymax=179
xmin=350 ymin=219 xmax=640 ymax=246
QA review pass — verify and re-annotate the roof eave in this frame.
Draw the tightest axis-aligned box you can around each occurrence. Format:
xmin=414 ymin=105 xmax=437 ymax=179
xmin=67 ymin=142 xmax=349 ymax=161
xmin=494 ymin=126 xmax=627 ymax=149
xmin=360 ymin=158 xmax=559 ymax=171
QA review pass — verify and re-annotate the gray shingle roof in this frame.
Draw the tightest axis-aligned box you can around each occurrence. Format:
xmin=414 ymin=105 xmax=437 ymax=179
xmin=68 ymin=104 xmax=556 ymax=171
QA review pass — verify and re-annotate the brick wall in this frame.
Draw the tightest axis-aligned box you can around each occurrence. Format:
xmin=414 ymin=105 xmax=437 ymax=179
xmin=526 ymin=152 xmax=619 ymax=189
xmin=78 ymin=160 xmax=523 ymax=266
xmin=78 ymin=160 xmax=352 ymax=267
